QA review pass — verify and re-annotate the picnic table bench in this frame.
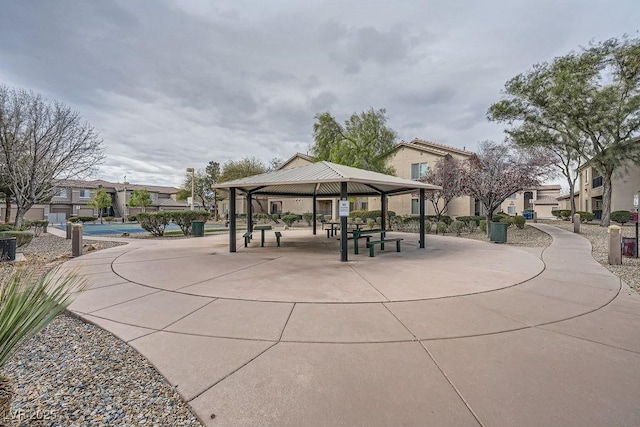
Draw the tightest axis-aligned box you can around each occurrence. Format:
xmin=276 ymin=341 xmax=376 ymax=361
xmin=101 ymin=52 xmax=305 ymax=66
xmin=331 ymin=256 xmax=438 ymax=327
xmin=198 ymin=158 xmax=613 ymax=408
xmin=349 ymin=229 xmax=386 ymax=255
xmin=366 ymin=237 xmax=403 ymax=257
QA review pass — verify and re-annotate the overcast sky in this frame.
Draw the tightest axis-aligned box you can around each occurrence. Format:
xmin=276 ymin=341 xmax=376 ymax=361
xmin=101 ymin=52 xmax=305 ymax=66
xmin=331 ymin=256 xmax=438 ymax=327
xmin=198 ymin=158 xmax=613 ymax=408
xmin=1 ymin=1 xmax=638 ymax=187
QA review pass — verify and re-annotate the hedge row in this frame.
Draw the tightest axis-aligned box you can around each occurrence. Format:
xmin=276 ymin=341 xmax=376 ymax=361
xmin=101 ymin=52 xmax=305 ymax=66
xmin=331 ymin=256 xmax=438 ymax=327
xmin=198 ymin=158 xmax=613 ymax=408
xmin=137 ymin=210 xmax=211 ymax=236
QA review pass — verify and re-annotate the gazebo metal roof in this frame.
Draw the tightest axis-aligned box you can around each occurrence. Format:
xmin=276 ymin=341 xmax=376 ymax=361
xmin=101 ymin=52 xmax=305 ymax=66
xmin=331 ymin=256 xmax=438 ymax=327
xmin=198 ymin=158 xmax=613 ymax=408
xmin=212 ymin=161 xmax=441 ymax=196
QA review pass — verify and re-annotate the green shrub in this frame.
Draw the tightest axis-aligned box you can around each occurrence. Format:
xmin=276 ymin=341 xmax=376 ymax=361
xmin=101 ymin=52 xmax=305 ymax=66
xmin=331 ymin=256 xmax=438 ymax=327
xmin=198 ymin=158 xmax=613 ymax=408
xmin=30 ymin=220 xmax=49 ymax=237
xmin=128 ymin=214 xmax=138 ymax=222
xmin=271 ymin=213 xmax=280 ymax=221
xmin=281 ymin=214 xmax=299 ymax=227
xmin=558 ymin=209 xmax=572 ymax=220
xmin=0 ymin=224 xmax=15 ymax=232
xmin=350 ymin=210 xmax=395 ymax=221
xmin=77 ymin=216 xmax=97 ymax=223
xmin=302 ymin=212 xmax=314 ymax=226
xmin=103 ymin=216 xmax=115 ymax=223
xmin=479 ymin=220 xmax=487 ymax=233
xmin=0 ymin=231 xmax=34 ymax=247
xmin=366 ymin=218 xmax=375 ymax=228
xmin=551 ymin=210 xmax=562 ymax=218
xmin=170 ymin=210 xmax=211 ymax=235
xmin=575 ymin=211 xmax=594 ymax=223
xmin=513 ymin=215 xmax=526 ymax=229
xmin=436 ymin=221 xmax=448 ymax=234
xmin=468 ymin=220 xmax=478 ymax=233
xmin=68 ymin=217 xmax=81 ymax=223
xmin=500 ymin=216 xmax=514 ymax=227
xmin=492 ymin=212 xmax=508 ymax=222
xmin=137 ymin=212 xmax=172 ymax=236
xmin=450 ymin=220 xmax=465 ymax=236
xmin=611 ymin=210 xmax=632 ymax=225
xmin=424 ymin=220 xmax=432 ymax=234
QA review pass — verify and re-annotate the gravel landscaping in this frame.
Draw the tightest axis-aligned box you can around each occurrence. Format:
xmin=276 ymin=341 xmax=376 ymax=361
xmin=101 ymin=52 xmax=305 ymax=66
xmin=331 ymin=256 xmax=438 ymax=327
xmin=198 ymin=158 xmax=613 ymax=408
xmin=1 ymin=233 xmax=202 ymax=426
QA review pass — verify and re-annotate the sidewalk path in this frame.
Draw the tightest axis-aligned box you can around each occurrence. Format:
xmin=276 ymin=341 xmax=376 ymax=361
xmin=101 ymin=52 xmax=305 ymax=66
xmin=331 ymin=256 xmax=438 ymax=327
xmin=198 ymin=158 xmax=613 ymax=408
xmin=63 ymin=225 xmax=640 ymax=426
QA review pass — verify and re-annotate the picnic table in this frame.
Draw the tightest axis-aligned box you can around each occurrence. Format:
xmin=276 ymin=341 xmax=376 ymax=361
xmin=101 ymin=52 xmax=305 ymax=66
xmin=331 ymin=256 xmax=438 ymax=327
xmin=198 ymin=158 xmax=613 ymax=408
xmin=326 ymin=221 xmax=340 ymax=238
xmin=349 ymin=229 xmax=386 ymax=255
xmin=253 ymin=225 xmax=272 ymax=247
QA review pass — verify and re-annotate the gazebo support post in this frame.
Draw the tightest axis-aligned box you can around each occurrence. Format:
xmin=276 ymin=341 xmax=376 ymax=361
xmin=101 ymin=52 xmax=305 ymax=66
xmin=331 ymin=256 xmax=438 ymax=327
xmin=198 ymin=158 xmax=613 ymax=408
xmin=419 ymin=188 xmax=425 ymax=248
xmin=229 ymin=188 xmax=236 ymax=253
xmin=340 ymin=181 xmax=348 ymax=262
xmin=312 ymin=194 xmax=317 ymax=235
xmin=246 ymin=193 xmax=253 ymax=233
xmin=380 ymin=194 xmax=387 ymax=232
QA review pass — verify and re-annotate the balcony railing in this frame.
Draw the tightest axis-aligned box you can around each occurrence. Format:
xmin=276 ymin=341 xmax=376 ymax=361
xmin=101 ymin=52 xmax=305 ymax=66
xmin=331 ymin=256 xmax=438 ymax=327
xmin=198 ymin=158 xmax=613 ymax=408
xmin=592 ymin=176 xmax=603 ymax=188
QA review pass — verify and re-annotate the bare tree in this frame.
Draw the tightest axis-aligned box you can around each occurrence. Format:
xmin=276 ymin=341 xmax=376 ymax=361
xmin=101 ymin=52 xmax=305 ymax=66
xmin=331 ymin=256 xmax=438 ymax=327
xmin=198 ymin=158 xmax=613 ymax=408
xmin=463 ymin=141 xmax=553 ymax=228
xmin=0 ymin=85 xmax=104 ymax=226
xmin=419 ymin=154 xmax=465 ymax=224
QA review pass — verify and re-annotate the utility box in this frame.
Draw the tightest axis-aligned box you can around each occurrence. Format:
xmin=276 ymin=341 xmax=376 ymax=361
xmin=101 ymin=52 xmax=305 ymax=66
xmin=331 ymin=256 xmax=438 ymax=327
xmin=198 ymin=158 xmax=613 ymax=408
xmin=622 ymin=237 xmax=636 ymax=257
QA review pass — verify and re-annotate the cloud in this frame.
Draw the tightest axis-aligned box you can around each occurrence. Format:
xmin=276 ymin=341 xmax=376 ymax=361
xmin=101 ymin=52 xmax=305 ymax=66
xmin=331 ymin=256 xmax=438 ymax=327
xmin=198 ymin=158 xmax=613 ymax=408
xmin=0 ymin=0 xmax=638 ymax=186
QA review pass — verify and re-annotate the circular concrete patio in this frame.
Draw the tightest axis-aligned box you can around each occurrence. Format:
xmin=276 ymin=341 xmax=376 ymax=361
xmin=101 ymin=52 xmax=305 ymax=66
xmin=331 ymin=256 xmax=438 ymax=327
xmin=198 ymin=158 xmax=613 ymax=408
xmin=60 ymin=225 xmax=640 ymax=426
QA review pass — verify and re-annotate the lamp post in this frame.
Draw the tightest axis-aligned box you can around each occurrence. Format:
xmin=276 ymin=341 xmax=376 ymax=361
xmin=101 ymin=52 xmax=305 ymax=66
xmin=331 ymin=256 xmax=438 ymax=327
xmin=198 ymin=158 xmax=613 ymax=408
xmin=186 ymin=168 xmax=195 ymax=211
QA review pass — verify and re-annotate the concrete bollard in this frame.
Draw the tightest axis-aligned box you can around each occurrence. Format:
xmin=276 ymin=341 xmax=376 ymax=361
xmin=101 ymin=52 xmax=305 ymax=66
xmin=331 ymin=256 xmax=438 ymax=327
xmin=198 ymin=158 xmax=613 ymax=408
xmin=533 ymin=212 xmax=537 ymax=223
xmin=71 ymin=224 xmax=83 ymax=257
xmin=607 ymin=225 xmax=622 ymax=265
xmin=66 ymin=222 xmax=72 ymax=239
xmin=573 ymin=214 xmax=581 ymax=233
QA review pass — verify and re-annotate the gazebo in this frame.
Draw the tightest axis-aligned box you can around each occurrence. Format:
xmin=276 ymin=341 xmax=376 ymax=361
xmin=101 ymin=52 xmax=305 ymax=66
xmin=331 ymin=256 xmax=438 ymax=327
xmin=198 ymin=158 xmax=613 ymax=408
xmin=213 ymin=161 xmax=441 ymax=262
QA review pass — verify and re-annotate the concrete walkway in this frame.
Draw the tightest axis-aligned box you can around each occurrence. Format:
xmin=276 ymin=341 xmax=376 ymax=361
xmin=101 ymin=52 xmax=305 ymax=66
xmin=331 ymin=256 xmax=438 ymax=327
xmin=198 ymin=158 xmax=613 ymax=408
xmin=61 ymin=225 xmax=640 ymax=426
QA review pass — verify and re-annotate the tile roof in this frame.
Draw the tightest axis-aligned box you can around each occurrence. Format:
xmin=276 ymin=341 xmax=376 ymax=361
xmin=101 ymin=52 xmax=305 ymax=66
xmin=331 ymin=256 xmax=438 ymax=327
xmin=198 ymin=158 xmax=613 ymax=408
xmin=54 ymin=179 xmax=179 ymax=194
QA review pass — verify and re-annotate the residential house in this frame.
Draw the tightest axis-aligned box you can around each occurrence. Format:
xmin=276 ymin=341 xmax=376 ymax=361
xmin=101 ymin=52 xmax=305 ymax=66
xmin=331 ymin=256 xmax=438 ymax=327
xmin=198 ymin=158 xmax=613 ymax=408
xmin=373 ymin=139 xmax=476 ymax=218
xmin=499 ymin=185 xmax=561 ymax=219
xmin=577 ymin=160 xmax=640 ymax=220
xmin=0 ymin=179 xmax=182 ymax=224
xmin=556 ymin=192 xmax=580 ymax=211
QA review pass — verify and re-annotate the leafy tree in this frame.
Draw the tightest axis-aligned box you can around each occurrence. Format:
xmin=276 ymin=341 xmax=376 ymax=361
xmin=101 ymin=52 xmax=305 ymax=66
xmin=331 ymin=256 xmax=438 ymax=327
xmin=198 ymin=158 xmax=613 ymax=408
xmin=462 ymin=141 xmax=552 ymax=232
xmin=0 ymin=85 xmax=104 ymax=227
xmin=419 ymin=154 xmax=465 ymax=226
xmin=128 ymin=189 xmax=153 ymax=213
xmin=488 ymin=36 xmax=640 ymax=226
xmin=311 ymin=108 xmax=397 ymax=174
xmin=219 ymin=157 xmax=268 ymax=182
xmin=87 ymin=187 xmax=112 ymax=224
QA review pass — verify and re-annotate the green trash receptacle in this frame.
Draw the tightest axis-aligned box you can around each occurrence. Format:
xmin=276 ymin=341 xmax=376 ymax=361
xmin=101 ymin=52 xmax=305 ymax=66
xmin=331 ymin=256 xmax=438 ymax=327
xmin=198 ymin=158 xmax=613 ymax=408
xmin=0 ymin=237 xmax=17 ymax=261
xmin=490 ymin=222 xmax=507 ymax=243
xmin=191 ymin=221 xmax=205 ymax=237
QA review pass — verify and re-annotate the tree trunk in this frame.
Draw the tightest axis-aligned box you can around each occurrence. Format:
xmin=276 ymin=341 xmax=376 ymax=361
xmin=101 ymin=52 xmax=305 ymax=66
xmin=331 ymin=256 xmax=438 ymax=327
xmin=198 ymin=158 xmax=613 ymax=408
xmin=14 ymin=206 xmax=26 ymax=228
xmin=601 ymin=172 xmax=613 ymax=227
xmin=0 ymin=374 xmax=13 ymax=422
xmin=3 ymin=197 xmax=10 ymax=223
xmin=567 ymin=179 xmax=577 ymax=216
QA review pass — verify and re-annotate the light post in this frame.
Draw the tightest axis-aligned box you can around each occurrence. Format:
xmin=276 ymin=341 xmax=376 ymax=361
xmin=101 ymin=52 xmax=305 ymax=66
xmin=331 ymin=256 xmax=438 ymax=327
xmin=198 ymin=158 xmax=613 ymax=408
xmin=186 ymin=168 xmax=195 ymax=210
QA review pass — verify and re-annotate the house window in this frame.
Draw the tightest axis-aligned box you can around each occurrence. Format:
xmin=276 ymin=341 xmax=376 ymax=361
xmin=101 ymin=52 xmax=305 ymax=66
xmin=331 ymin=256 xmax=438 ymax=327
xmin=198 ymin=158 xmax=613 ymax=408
xmin=508 ymin=193 xmax=517 ymax=199
xmin=411 ymin=199 xmax=419 ymax=215
xmin=360 ymin=201 xmax=368 ymax=211
xmin=411 ymin=162 xmax=428 ymax=180
xmin=551 ymin=206 xmax=558 ymax=211
xmin=222 ymin=203 xmax=228 ymax=214
xmin=507 ymin=205 xmax=516 ymax=214
xmin=53 ymin=188 xmax=67 ymax=198
xmin=79 ymin=189 xmax=91 ymax=198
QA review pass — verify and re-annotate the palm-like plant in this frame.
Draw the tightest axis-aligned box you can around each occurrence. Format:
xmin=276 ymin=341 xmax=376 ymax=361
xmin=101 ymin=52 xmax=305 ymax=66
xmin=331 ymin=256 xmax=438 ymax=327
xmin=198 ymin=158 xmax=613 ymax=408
xmin=0 ymin=268 xmax=85 ymax=418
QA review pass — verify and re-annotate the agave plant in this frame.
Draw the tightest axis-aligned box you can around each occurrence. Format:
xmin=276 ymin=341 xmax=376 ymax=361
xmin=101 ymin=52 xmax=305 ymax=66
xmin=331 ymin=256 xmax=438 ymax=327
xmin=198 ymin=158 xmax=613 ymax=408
xmin=0 ymin=268 xmax=85 ymax=419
